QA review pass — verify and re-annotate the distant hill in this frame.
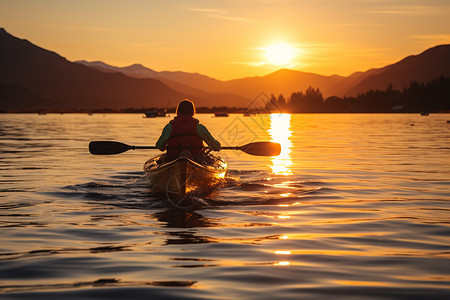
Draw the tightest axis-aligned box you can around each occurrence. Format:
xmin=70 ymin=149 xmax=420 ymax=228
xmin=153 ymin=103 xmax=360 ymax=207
xmin=343 ymin=45 xmax=450 ymax=96
xmin=78 ymin=43 xmax=450 ymax=101
xmin=75 ymin=60 xmax=249 ymax=106
xmin=222 ymin=69 xmax=344 ymax=99
xmin=1 ymin=27 xmax=449 ymax=111
xmin=224 ymin=45 xmax=450 ymax=98
xmin=75 ymin=60 xmax=224 ymax=93
xmin=77 ymin=60 xmax=345 ymax=98
xmin=326 ymin=67 xmax=388 ymax=97
xmin=0 ymin=28 xmax=191 ymax=110
xmin=0 ymin=83 xmax=54 ymax=111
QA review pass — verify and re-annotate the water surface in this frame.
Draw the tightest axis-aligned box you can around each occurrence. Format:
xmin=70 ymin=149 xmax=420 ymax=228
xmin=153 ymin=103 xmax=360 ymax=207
xmin=1 ymin=113 xmax=449 ymax=299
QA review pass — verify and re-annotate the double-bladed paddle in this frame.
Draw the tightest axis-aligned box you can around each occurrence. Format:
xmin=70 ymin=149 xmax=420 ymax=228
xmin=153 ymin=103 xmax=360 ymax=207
xmin=89 ymin=141 xmax=281 ymax=156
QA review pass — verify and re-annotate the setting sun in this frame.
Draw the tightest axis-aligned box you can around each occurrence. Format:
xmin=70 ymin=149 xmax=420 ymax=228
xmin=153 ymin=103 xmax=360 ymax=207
xmin=265 ymin=43 xmax=297 ymax=66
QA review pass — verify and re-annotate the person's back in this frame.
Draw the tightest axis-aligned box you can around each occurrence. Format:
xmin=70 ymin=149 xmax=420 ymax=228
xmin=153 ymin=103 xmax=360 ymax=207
xmin=156 ymin=99 xmax=220 ymax=161
xmin=166 ymin=114 xmax=203 ymax=159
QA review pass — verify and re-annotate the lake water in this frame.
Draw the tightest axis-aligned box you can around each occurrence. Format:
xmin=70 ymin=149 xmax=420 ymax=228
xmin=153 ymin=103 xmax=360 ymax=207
xmin=1 ymin=113 xmax=449 ymax=299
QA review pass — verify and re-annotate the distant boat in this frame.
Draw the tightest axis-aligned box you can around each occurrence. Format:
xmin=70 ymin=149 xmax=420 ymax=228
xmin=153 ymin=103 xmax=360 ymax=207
xmin=38 ymin=112 xmax=46 ymax=115
xmin=144 ymin=111 xmax=167 ymax=118
xmin=144 ymin=111 xmax=157 ymax=118
xmin=420 ymin=112 xmax=429 ymax=116
xmin=214 ymin=111 xmax=229 ymax=117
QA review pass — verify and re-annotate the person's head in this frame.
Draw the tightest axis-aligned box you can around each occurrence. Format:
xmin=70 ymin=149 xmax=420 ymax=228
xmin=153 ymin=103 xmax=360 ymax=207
xmin=176 ymin=99 xmax=196 ymax=116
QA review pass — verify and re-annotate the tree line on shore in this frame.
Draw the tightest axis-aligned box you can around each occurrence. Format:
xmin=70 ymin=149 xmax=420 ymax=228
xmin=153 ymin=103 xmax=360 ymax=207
xmin=266 ymin=76 xmax=450 ymax=113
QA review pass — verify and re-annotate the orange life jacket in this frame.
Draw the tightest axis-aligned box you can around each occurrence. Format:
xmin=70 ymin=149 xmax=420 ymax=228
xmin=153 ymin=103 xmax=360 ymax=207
xmin=167 ymin=116 xmax=203 ymax=158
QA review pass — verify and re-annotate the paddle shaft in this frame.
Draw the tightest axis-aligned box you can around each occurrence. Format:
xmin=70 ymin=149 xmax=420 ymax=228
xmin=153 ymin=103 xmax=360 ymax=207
xmin=131 ymin=146 xmax=157 ymax=150
xmin=89 ymin=141 xmax=280 ymax=156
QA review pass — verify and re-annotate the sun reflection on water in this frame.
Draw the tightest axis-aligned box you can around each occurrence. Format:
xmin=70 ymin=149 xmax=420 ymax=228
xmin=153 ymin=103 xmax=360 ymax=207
xmin=268 ymin=113 xmax=293 ymax=175
xmin=274 ymin=261 xmax=290 ymax=266
xmin=275 ymin=250 xmax=291 ymax=255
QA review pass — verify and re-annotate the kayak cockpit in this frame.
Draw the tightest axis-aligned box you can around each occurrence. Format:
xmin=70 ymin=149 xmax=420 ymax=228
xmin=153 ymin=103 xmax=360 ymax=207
xmin=143 ymin=153 xmax=227 ymax=209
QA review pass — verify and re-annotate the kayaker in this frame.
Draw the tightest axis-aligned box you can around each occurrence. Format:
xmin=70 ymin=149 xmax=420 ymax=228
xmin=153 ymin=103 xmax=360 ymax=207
xmin=156 ymin=99 xmax=221 ymax=161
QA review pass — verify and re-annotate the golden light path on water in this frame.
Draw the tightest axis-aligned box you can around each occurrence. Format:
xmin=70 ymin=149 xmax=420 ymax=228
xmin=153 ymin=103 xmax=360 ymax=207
xmin=268 ymin=113 xmax=294 ymax=266
xmin=268 ymin=113 xmax=293 ymax=175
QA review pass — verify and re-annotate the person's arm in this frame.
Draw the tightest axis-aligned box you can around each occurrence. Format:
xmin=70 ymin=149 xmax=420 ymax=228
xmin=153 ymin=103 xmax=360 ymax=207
xmin=156 ymin=124 xmax=172 ymax=151
xmin=197 ymin=124 xmax=221 ymax=151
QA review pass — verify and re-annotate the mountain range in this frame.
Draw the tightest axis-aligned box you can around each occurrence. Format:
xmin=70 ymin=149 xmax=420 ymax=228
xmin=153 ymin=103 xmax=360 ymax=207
xmin=1 ymin=27 xmax=449 ymax=111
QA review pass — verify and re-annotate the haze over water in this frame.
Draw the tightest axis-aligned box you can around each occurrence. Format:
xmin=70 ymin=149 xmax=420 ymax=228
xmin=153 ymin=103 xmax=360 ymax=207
xmin=1 ymin=113 xmax=449 ymax=299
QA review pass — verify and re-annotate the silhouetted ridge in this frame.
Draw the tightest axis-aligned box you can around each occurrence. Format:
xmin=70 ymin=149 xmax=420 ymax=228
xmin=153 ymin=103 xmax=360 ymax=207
xmin=0 ymin=29 xmax=187 ymax=110
xmin=1 ymin=28 xmax=449 ymax=111
xmin=344 ymin=44 xmax=450 ymax=96
xmin=75 ymin=60 xmax=248 ymax=106
xmin=0 ymin=83 xmax=55 ymax=110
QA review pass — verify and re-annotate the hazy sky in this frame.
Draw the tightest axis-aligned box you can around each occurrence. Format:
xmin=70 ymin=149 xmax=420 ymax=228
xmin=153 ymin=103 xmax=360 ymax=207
xmin=1 ymin=0 xmax=449 ymax=80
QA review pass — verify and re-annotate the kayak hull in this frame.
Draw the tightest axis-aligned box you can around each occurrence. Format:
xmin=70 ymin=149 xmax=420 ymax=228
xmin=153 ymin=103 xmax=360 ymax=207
xmin=143 ymin=154 xmax=227 ymax=207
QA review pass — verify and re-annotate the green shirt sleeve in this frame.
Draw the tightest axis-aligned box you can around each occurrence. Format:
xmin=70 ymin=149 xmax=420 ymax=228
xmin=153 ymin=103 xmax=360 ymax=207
xmin=156 ymin=123 xmax=172 ymax=151
xmin=197 ymin=124 xmax=221 ymax=151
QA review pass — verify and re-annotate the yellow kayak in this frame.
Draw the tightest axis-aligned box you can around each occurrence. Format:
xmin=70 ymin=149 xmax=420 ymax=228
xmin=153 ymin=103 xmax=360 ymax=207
xmin=143 ymin=154 xmax=227 ymax=208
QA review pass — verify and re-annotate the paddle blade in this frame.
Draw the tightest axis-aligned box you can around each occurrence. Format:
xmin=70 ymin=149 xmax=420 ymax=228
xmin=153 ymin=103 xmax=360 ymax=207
xmin=238 ymin=142 xmax=281 ymax=156
xmin=89 ymin=141 xmax=133 ymax=155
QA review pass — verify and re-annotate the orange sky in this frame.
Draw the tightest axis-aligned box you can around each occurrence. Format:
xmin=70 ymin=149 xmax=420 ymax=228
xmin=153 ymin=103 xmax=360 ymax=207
xmin=1 ymin=0 xmax=449 ymax=80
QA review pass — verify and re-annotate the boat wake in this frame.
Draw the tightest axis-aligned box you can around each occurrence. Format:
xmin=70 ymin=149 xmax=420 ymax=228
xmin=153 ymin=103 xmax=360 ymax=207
xmin=56 ymin=169 xmax=324 ymax=210
xmin=204 ymin=170 xmax=323 ymax=207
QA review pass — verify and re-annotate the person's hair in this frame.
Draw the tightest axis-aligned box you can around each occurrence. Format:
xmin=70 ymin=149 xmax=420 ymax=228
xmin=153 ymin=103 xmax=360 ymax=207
xmin=176 ymin=99 xmax=196 ymax=116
